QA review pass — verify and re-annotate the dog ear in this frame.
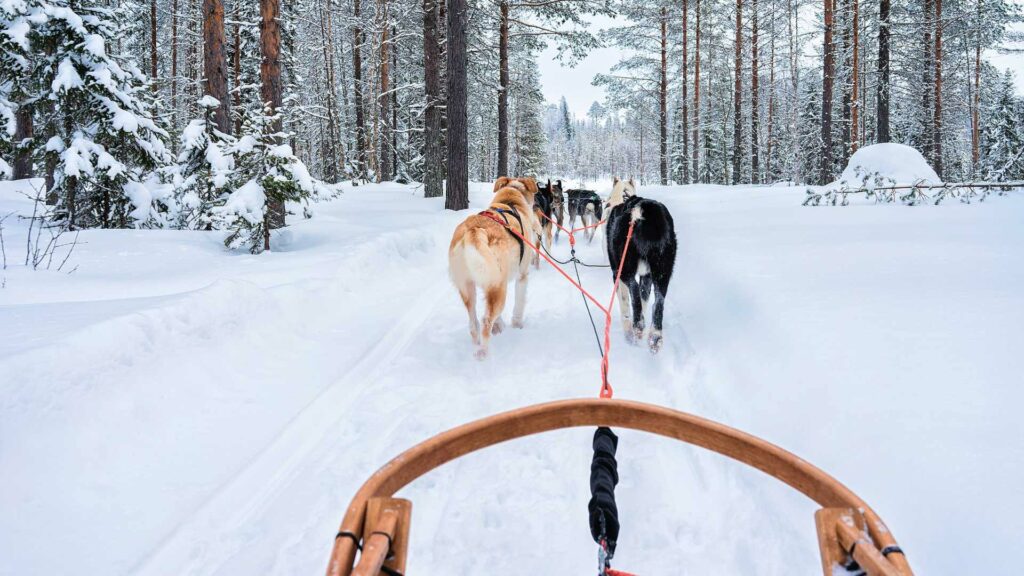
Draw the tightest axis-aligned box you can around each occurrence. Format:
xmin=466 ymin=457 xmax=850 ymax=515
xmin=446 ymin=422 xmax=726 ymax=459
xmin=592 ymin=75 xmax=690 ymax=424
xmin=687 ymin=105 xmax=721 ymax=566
xmin=613 ymin=176 xmax=620 ymax=185
xmin=493 ymin=176 xmax=511 ymax=192
xmin=519 ymin=177 xmax=539 ymax=194
xmin=628 ymin=177 xmax=635 ymax=188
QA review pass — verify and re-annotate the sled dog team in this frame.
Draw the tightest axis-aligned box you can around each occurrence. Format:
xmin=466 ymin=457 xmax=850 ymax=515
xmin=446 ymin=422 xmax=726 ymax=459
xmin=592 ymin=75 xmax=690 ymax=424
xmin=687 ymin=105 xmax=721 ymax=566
xmin=448 ymin=176 xmax=677 ymax=360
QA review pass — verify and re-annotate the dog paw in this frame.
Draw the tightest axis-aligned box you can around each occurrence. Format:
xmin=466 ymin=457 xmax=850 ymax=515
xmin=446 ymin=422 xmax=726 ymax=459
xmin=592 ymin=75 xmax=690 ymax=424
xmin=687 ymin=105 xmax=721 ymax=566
xmin=632 ymin=326 xmax=645 ymax=342
xmin=491 ymin=319 xmax=504 ymax=335
xmin=474 ymin=348 xmax=488 ymax=361
xmin=648 ymin=333 xmax=663 ymax=354
xmin=512 ymin=318 xmax=525 ymax=329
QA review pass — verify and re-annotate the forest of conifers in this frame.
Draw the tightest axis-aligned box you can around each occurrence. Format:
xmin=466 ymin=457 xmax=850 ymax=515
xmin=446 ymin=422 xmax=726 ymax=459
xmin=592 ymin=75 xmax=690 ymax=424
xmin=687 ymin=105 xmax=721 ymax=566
xmin=1 ymin=0 xmax=1022 ymax=250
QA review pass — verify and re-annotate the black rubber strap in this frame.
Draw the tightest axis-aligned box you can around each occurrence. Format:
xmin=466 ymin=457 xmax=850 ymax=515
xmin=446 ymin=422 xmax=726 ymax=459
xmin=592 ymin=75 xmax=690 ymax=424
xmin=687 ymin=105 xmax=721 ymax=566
xmin=335 ymin=531 xmax=362 ymax=551
xmin=336 ymin=530 xmax=404 ymax=576
xmin=881 ymin=545 xmax=904 ymax=557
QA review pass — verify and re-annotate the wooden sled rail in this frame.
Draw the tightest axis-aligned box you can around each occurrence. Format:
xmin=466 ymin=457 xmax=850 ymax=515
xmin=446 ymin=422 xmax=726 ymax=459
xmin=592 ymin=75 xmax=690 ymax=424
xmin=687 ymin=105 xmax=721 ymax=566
xmin=325 ymin=398 xmax=913 ymax=576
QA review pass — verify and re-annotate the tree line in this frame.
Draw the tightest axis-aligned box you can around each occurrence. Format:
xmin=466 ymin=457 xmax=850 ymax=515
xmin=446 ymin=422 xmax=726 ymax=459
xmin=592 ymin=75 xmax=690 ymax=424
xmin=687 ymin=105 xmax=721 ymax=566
xmin=2 ymin=0 xmax=1022 ymax=247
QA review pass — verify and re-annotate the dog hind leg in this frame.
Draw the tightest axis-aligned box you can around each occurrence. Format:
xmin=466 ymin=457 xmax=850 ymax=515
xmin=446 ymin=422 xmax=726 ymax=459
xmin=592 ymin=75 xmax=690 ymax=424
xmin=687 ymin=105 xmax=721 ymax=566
xmin=639 ymin=272 xmax=652 ymax=325
xmin=616 ymin=281 xmax=633 ymax=341
xmin=478 ymin=285 xmax=507 ymax=360
xmin=649 ymin=279 xmax=668 ymax=354
xmin=458 ymin=281 xmax=481 ymax=345
xmin=627 ymin=278 xmax=645 ymax=342
xmin=511 ymin=271 xmax=529 ymax=328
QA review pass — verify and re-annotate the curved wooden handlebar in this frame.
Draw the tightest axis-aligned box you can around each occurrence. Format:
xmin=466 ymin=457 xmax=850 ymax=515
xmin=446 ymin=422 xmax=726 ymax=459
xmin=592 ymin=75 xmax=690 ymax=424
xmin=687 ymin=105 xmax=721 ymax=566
xmin=325 ymin=398 xmax=912 ymax=576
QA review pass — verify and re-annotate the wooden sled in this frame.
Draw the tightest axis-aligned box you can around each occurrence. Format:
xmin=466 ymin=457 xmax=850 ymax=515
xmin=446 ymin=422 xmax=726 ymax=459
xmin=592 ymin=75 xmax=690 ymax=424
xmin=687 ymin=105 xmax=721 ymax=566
xmin=325 ymin=398 xmax=914 ymax=576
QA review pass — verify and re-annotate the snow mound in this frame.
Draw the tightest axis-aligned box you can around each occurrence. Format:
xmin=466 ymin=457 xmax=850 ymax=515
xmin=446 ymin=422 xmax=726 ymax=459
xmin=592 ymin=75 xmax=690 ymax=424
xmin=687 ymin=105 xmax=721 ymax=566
xmin=834 ymin=143 xmax=941 ymax=189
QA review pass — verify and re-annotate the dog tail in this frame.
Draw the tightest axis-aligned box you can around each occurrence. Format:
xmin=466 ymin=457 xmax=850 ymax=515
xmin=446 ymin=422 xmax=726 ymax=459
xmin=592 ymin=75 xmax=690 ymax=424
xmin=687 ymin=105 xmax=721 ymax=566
xmin=457 ymin=227 xmax=497 ymax=286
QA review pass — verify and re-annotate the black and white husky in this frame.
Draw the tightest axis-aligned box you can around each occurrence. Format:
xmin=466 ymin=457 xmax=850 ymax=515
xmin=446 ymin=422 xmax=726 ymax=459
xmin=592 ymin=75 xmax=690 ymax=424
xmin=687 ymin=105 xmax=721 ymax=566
xmin=604 ymin=178 xmax=677 ymax=353
xmin=566 ymin=189 xmax=604 ymax=242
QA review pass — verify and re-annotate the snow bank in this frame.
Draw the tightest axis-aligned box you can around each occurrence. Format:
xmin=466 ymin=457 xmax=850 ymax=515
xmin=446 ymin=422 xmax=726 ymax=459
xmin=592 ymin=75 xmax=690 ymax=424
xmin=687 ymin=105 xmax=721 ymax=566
xmin=834 ymin=143 xmax=941 ymax=189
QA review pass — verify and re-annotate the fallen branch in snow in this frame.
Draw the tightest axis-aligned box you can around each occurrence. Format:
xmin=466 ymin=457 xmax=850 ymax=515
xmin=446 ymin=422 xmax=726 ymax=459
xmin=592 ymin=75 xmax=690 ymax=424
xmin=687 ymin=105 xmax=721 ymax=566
xmin=804 ymin=180 xmax=1024 ymax=206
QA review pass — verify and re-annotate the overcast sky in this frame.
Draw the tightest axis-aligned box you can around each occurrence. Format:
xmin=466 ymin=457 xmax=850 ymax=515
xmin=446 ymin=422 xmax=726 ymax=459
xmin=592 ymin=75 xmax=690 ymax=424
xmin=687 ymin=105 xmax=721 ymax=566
xmin=536 ymin=14 xmax=624 ymax=119
xmin=536 ymin=14 xmax=1024 ymax=121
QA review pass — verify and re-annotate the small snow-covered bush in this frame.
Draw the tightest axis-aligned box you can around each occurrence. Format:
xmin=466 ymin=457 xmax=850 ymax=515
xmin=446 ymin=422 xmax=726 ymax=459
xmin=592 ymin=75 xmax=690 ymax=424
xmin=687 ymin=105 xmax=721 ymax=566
xmin=213 ymin=108 xmax=328 ymax=253
xmin=174 ymin=97 xmax=237 ymax=229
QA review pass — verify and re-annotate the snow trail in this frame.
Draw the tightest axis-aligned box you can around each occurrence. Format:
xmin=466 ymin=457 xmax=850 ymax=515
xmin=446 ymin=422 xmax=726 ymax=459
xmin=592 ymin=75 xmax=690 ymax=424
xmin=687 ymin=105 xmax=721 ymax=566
xmin=2 ymin=181 xmax=1022 ymax=575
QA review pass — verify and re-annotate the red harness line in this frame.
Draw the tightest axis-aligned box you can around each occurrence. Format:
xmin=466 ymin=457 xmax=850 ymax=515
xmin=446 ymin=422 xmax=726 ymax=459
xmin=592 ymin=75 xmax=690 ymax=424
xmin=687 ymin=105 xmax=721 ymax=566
xmin=538 ymin=210 xmax=605 ymax=249
xmin=478 ymin=208 xmax=635 ymax=399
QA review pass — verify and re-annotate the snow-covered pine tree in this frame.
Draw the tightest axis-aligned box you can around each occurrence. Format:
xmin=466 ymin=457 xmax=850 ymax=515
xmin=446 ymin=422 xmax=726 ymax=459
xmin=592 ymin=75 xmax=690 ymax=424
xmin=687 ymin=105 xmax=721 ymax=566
xmin=175 ymin=95 xmax=236 ymax=228
xmin=213 ymin=102 xmax=323 ymax=253
xmin=0 ymin=0 xmax=28 ymax=179
xmin=14 ymin=0 xmax=172 ymax=228
xmin=979 ymin=70 xmax=1024 ymax=181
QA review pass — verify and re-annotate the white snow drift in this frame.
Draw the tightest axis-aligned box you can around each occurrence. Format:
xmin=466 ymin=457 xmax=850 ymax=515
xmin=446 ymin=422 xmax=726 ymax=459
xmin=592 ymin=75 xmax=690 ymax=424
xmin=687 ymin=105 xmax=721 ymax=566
xmin=1 ymin=179 xmax=1022 ymax=576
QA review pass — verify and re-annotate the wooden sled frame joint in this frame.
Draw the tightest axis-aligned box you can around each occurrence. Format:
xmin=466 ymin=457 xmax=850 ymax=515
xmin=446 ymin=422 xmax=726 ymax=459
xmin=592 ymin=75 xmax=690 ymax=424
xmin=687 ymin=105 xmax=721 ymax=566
xmin=325 ymin=398 xmax=914 ymax=576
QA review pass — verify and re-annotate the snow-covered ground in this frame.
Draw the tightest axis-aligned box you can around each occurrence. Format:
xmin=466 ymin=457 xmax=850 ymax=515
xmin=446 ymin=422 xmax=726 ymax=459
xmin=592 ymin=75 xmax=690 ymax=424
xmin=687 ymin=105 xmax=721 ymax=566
xmin=1 ymin=179 xmax=1022 ymax=575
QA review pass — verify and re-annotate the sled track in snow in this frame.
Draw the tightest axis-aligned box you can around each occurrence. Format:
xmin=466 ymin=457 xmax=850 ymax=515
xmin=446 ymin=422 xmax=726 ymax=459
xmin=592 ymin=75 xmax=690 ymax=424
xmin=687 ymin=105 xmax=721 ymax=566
xmin=132 ymin=280 xmax=446 ymax=576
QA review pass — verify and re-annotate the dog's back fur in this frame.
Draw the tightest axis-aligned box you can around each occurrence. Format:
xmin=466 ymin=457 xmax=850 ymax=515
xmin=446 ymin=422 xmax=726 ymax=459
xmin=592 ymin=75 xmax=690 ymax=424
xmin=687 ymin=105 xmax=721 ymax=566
xmin=448 ymin=177 xmax=538 ymax=358
xmin=605 ymin=178 xmax=677 ymax=353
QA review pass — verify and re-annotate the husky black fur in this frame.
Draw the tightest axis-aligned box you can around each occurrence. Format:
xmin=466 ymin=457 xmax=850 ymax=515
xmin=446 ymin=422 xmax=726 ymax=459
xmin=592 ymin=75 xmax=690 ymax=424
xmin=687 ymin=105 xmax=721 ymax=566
xmin=605 ymin=179 xmax=677 ymax=353
xmin=566 ymin=189 xmax=604 ymax=242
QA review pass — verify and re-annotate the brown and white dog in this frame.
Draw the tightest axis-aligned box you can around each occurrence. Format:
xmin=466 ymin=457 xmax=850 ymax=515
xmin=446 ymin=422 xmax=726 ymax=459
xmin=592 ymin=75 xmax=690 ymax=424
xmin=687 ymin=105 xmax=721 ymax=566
xmin=448 ymin=177 xmax=539 ymax=359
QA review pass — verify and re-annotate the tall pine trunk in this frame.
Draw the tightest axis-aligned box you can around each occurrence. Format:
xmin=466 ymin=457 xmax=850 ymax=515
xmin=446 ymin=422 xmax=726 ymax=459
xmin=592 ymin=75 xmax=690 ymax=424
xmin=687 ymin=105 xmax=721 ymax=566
xmin=12 ymin=105 xmax=32 ymax=180
xmin=423 ymin=0 xmax=443 ymax=197
xmin=682 ymin=0 xmax=689 ymax=183
xmin=150 ymin=0 xmax=158 ymax=90
xmin=321 ymin=0 xmax=340 ymax=182
xmin=921 ymin=0 xmax=934 ymax=162
xmin=693 ymin=0 xmax=701 ymax=182
xmin=659 ymin=7 xmax=668 ymax=185
xmin=202 ymin=0 xmax=231 ymax=134
xmin=876 ymin=0 xmax=890 ymax=142
xmin=378 ymin=0 xmax=392 ymax=182
xmin=751 ymin=0 xmax=760 ymax=183
xmin=820 ymin=0 xmax=835 ymax=183
xmin=497 ymin=0 xmax=509 ymax=176
xmin=260 ymin=0 xmax=285 ymax=244
xmin=170 ymin=0 xmax=179 ymax=137
xmin=850 ymin=0 xmax=860 ymax=151
xmin=352 ymin=0 xmax=367 ymax=181
xmin=445 ymin=0 xmax=469 ymax=210
xmin=732 ymin=0 xmax=742 ymax=184
xmin=932 ymin=0 xmax=943 ymax=176
xmin=971 ymin=0 xmax=981 ymax=171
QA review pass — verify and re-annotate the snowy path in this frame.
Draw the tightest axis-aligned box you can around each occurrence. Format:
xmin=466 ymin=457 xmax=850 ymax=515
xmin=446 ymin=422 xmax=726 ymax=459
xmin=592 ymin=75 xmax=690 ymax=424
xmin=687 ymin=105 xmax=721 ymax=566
xmin=2 ymin=182 xmax=1022 ymax=575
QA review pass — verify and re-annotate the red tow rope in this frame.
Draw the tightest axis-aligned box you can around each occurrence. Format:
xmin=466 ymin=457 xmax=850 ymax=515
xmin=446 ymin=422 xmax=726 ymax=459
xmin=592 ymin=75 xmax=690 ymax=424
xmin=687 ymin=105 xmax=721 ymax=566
xmin=478 ymin=209 xmax=635 ymax=399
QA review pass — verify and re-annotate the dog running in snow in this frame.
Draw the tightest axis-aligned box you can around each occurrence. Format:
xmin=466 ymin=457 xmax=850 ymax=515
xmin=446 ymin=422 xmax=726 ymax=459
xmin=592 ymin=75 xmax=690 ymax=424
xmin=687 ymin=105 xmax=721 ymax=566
xmin=566 ymin=189 xmax=604 ymax=243
xmin=448 ymin=177 xmax=539 ymax=359
xmin=604 ymin=177 xmax=677 ymax=353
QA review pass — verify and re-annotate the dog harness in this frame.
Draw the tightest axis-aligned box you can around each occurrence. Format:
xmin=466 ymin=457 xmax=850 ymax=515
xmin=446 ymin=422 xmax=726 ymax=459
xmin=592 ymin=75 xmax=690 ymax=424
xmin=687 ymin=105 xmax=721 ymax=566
xmin=480 ymin=205 xmax=526 ymax=264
